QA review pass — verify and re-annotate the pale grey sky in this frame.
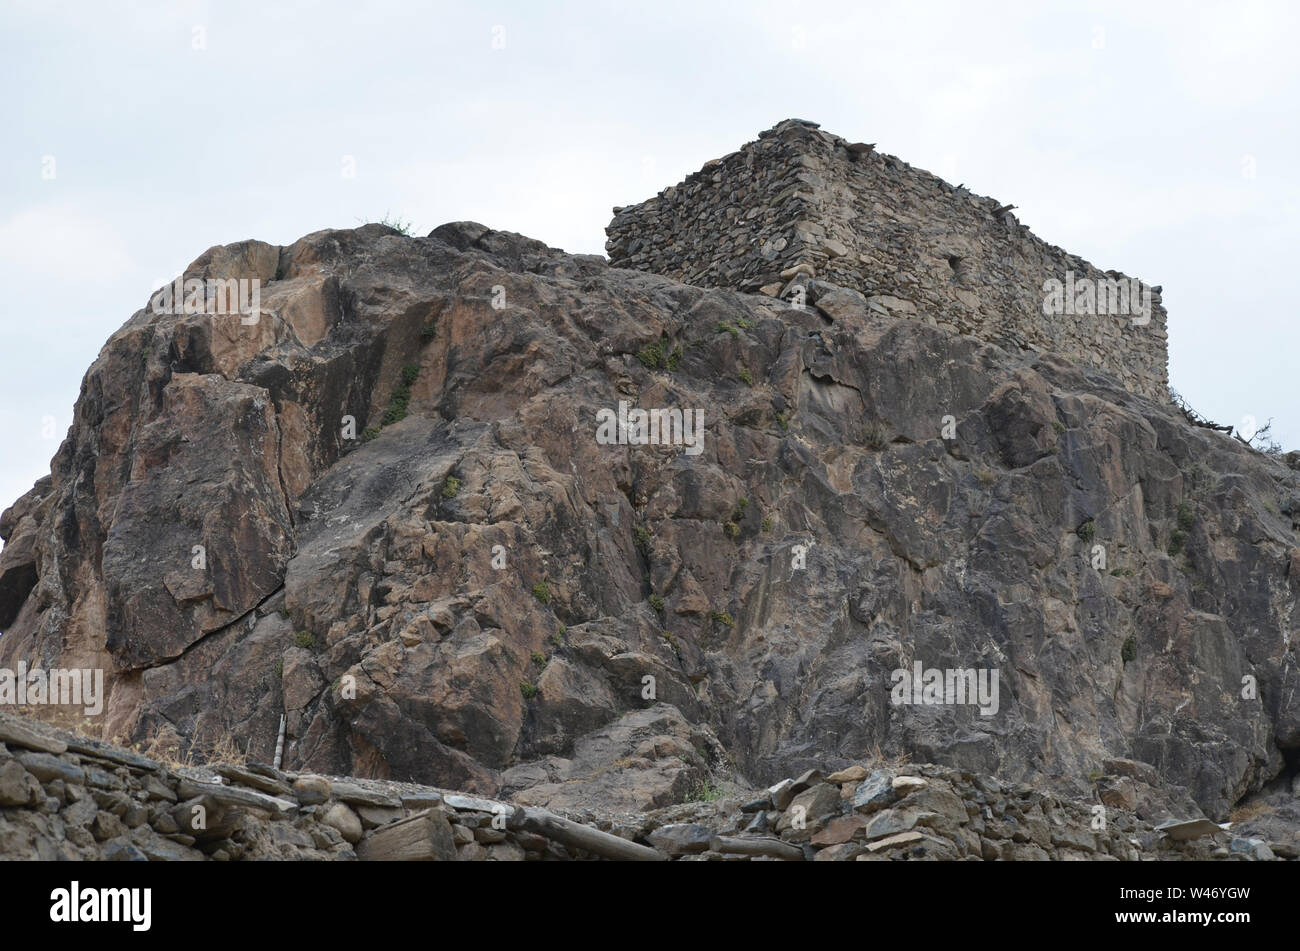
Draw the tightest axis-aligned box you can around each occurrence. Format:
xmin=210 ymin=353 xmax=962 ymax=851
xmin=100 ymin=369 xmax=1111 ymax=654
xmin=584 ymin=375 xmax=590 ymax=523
xmin=2 ymin=0 xmax=1296 ymax=517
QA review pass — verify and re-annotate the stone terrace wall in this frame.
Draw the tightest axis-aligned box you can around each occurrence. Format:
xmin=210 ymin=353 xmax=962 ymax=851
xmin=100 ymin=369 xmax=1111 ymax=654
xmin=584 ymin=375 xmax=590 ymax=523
xmin=606 ymin=119 xmax=1169 ymax=401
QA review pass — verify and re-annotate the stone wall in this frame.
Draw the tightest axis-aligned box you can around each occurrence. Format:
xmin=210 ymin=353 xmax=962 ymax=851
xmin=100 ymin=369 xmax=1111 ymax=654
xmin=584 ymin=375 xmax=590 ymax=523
xmin=606 ymin=119 xmax=1169 ymax=401
xmin=1 ymin=713 xmax=1287 ymax=861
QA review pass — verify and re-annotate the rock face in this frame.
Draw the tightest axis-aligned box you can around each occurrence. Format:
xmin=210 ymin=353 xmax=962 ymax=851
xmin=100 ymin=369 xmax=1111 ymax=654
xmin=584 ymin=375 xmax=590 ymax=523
xmin=1 ymin=144 xmax=1298 ymax=838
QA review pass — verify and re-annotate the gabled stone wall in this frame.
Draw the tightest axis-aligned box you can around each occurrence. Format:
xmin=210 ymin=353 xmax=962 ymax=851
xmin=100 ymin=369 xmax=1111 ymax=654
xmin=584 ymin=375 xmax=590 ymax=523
xmin=606 ymin=119 xmax=1169 ymax=401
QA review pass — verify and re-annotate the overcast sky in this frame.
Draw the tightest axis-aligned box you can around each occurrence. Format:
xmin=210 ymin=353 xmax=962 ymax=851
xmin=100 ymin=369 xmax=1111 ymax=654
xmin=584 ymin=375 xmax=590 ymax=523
xmin=1 ymin=0 xmax=1296 ymax=519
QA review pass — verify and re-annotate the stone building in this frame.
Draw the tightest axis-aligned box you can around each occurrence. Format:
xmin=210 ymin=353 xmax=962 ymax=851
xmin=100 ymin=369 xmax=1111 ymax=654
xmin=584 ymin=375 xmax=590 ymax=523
xmin=606 ymin=119 xmax=1168 ymax=401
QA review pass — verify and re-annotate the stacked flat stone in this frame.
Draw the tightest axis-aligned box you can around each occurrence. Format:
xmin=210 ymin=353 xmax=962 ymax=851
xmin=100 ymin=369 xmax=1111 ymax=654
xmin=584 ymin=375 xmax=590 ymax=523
xmin=606 ymin=119 xmax=1169 ymax=402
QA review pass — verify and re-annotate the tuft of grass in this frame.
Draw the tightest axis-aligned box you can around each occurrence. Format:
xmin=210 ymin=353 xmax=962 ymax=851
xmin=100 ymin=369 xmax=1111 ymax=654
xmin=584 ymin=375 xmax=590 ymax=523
xmin=649 ymin=593 xmax=665 ymax=612
xmin=775 ymin=412 xmax=789 ymax=432
xmin=634 ymin=524 xmax=652 ymax=553
xmin=293 ymin=631 xmax=317 ymax=650
xmin=532 ymin=581 xmax=552 ymax=605
xmin=520 ymin=681 xmax=537 ymax=700
xmin=1176 ymin=502 xmax=1196 ymax=532
xmin=362 ymin=426 xmax=381 ymax=442
xmin=865 ymin=423 xmax=888 ymax=451
xmin=530 ymin=650 xmax=546 ymax=666
xmin=723 ymin=521 xmax=739 ymax=539
xmin=738 ymin=367 xmax=753 ymax=387
xmin=685 ymin=778 xmax=724 ymax=802
xmin=716 ymin=322 xmax=739 ymax=338
xmin=274 ymin=658 xmax=284 ymax=680
xmin=761 ymin=515 xmax=773 ymax=533
xmin=442 ymin=475 xmax=460 ymax=499
xmin=373 ymin=213 xmax=413 ymax=235
xmin=665 ymin=345 xmax=683 ymax=371
xmin=1077 ymin=520 xmax=1096 ymax=544
xmin=710 ymin=611 xmax=734 ymax=628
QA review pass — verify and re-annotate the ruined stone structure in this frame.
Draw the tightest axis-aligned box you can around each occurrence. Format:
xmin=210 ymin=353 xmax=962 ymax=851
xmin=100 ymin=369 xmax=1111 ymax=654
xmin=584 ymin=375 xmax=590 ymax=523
xmin=606 ymin=119 xmax=1169 ymax=401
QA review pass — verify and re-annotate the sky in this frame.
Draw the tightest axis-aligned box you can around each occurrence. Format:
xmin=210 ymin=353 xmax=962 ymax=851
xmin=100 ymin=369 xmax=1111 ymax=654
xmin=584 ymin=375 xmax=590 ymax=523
xmin=1 ymin=0 xmax=1296 ymax=519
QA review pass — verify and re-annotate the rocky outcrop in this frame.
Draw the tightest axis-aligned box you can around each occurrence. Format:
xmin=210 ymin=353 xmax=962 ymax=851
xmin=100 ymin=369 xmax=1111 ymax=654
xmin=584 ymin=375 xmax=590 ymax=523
xmin=1 ymin=212 xmax=1298 ymax=841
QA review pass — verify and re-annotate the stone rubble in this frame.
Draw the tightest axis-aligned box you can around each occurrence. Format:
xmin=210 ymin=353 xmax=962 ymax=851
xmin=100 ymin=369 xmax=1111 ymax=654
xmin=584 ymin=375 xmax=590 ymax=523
xmin=0 ymin=713 xmax=1286 ymax=861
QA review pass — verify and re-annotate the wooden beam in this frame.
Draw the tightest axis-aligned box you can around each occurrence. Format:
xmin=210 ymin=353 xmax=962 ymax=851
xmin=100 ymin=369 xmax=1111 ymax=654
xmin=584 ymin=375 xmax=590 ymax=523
xmin=507 ymin=806 xmax=668 ymax=861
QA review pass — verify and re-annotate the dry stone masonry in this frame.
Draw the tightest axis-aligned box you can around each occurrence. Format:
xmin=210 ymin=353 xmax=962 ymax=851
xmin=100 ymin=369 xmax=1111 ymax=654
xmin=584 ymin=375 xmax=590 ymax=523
xmin=0 ymin=713 xmax=1284 ymax=861
xmin=606 ymin=119 xmax=1169 ymax=400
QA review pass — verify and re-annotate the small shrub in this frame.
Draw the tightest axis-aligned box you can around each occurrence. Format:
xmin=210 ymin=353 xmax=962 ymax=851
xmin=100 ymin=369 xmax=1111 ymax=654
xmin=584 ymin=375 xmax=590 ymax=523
xmin=530 ymin=650 xmax=546 ymax=666
xmin=735 ymin=317 xmax=752 ymax=330
xmin=649 ymin=593 xmax=665 ymax=612
xmin=382 ymin=364 xmax=420 ymax=425
xmin=716 ymin=322 xmax=739 ymax=338
xmin=661 ymin=630 xmax=681 ymax=653
xmin=442 ymin=476 xmax=460 ymax=499
xmin=420 ymin=323 xmax=437 ymax=341
xmin=761 ymin=515 xmax=773 ymax=532
xmin=723 ymin=520 xmax=739 ymax=538
xmin=294 ymin=631 xmax=316 ymax=650
xmin=520 ymin=681 xmax=537 ymax=700
xmin=738 ymin=367 xmax=753 ymax=387
xmin=1176 ymin=502 xmax=1195 ymax=532
xmin=634 ymin=524 xmax=652 ymax=553
xmin=1121 ymin=636 xmax=1136 ymax=664
xmin=637 ymin=340 xmax=665 ymax=369
xmin=1052 ymin=420 xmax=1066 ymax=434
xmin=975 ymin=467 xmax=997 ymax=486
xmin=274 ymin=659 xmax=283 ymax=680
xmin=1077 ymin=520 xmax=1096 ymax=544
xmin=710 ymin=611 xmax=734 ymax=628
xmin=362 ymin=426 xmax=381 ymax=442
xmin=1168 ymin=530 xmax=1187 ymax=557
xmin=865 ymin=423 xmax=888 ymax=451
xmin=532 ymin=581 xmax=552 ymax=605
xmin=664 ymin=345 xmax=683 ymax=371
xmin=775 ymin=412 xmax=789 ymax=432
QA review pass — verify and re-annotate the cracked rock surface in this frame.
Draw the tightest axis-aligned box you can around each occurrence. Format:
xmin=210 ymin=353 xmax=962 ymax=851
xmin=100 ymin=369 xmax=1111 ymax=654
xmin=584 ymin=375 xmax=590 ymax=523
xmin=1 ymin=220 xmax=1298 ymax=839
